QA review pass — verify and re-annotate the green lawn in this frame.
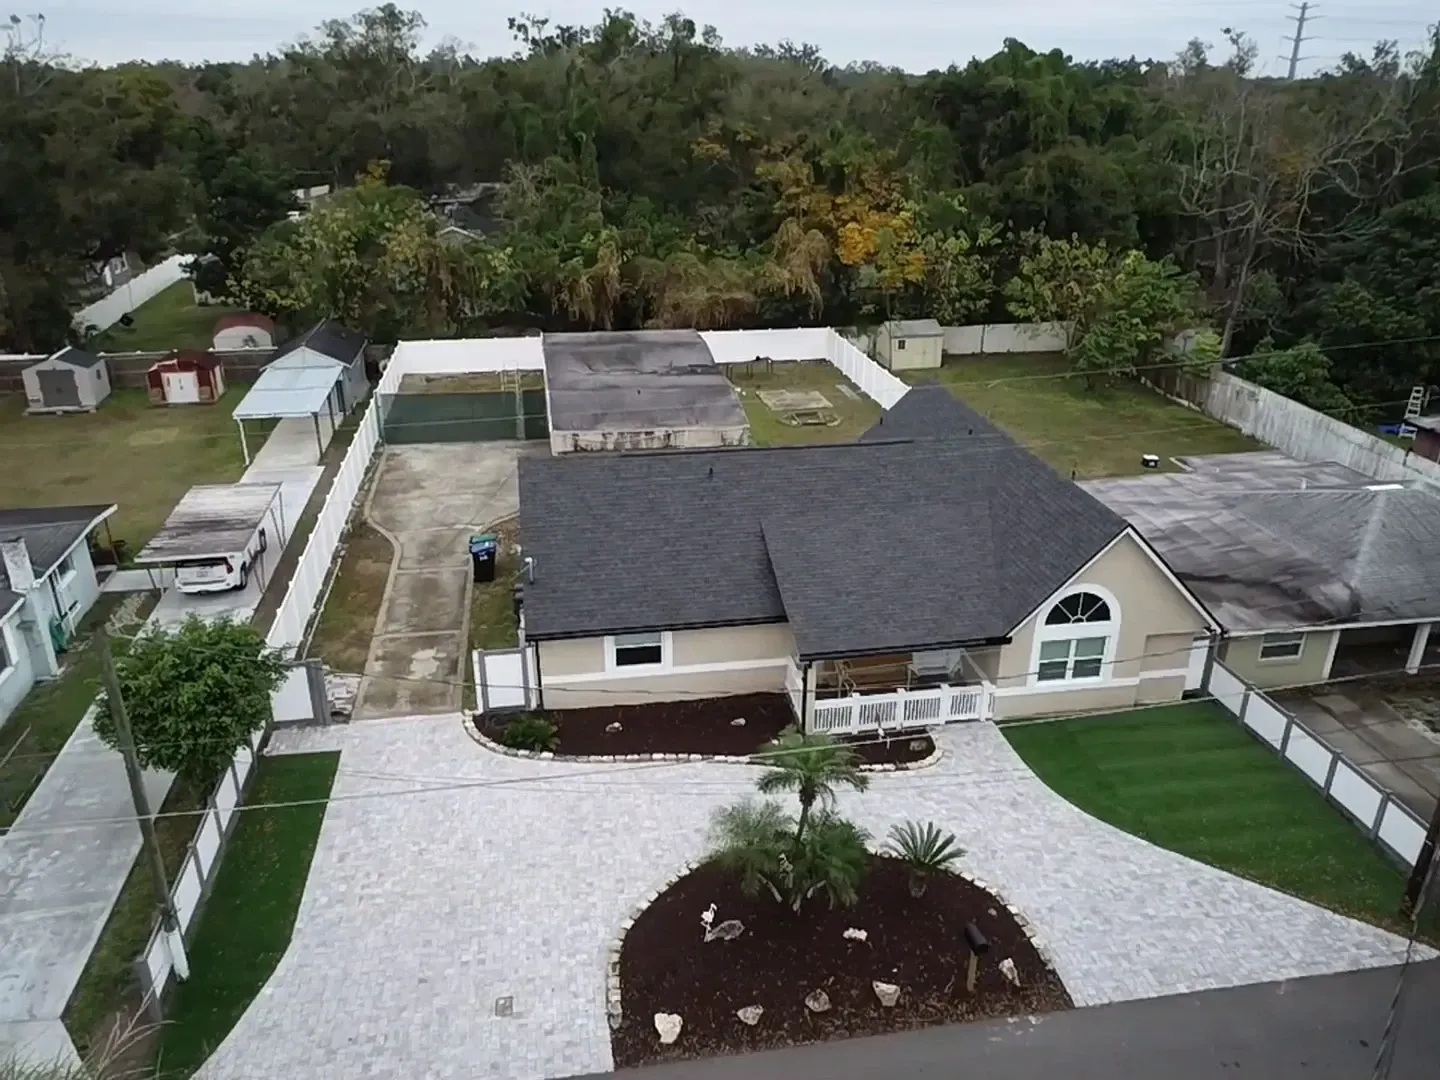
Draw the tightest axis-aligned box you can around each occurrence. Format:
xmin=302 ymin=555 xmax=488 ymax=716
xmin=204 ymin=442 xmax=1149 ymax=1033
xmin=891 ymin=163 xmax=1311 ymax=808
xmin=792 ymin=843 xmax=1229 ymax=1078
xmin=0 ymin=594 xmax=156 ymax=830
xmin=92 ymin=281 xmax=246 ymax=353
xmin=156 ymin=752 xmax=339 ymax=1079
xmin=1003 ymin=703 xmax=1418 ymax=934
xmin=0 ymin=388 xmax=249 ymax=553
xmin=728 ymin=360 xmax=882 ymax=446
xmin=306 ymin=522 xmax=393 ymax=673
xmin=912 ymin=354 xmax=1262 ymax=478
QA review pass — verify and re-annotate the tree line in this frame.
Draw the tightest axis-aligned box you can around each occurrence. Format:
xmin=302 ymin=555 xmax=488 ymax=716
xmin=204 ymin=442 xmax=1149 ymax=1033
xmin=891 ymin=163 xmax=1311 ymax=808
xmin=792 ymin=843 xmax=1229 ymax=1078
xmin=3 ymin=6 xmax=1439 ymax=418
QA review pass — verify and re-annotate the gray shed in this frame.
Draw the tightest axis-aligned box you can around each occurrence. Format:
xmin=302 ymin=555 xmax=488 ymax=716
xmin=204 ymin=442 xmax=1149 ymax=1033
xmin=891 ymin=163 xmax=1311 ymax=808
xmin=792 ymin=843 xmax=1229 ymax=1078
xmin=22 ymin=347 xmax=113 ymax=414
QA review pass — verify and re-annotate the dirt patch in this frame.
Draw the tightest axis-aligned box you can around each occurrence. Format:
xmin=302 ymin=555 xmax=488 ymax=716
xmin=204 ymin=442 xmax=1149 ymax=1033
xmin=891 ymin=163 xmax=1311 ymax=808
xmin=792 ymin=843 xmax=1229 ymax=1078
xmin=306 ymin=523 xmax=394 ymax=674
xmin=480 ymin=693 xmax=935 ymax=764
xmin=612 ymin=855 xmax=1071 ymax=1068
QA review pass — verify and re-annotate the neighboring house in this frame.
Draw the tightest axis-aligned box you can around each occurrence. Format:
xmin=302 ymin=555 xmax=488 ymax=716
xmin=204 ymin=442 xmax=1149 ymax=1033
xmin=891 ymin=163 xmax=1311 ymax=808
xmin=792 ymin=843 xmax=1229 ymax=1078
xmin=264 ymin=320 xmax=369 ymax=416
xmin=212 ymin=314 xmax=277 ymax=351
xmin=438 ymin=225 xmax=484 ymax=247
xmin=1084 ymin=451 xmax=1440 ymax=689
xmin=0 ymin=505 xmax=117 ymax=724
xmin=875 ymin=319 xmax=944 ymax=371
xmin=517 ymin=386 xmax=1215 ymax=722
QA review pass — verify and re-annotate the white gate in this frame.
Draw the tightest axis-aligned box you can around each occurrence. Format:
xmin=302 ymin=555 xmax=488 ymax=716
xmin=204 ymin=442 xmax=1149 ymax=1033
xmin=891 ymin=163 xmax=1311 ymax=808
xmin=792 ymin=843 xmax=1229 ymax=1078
xmin=1185 ymin=633 xmax=1210 ymax=691
xmin=474 ymin=646 xmax=538 ymax=712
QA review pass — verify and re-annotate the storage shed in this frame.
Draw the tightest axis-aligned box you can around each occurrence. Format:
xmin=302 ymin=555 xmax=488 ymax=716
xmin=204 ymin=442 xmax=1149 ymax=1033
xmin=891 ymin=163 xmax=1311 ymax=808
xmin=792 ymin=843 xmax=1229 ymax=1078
xmin=876 ymin=319 xmax=944 ymax=371
xmin=212 ymin=313 xmax=277 ymax=351
xmin=266 ymin=320 xmax=369 ymax=415
xmin=146 ymin=350 xmax=226 ymax=405
xmin=542 ymin=329 xmax=749 ymax=454
xmin=22 ymin=347 xmax=112 ymax=414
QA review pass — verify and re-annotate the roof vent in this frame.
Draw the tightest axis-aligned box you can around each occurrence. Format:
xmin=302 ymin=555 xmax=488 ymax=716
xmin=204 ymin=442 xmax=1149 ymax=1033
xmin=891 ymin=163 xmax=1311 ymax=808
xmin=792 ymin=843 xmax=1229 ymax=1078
xmin=1141 ymin=454 xmax=1160 ymax=470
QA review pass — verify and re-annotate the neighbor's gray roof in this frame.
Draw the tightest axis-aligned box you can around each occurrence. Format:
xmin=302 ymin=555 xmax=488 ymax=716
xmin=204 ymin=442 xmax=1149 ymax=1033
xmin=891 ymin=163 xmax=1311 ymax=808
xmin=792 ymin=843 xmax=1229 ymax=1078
xmin=0 ymin=504 xmax=117 ymax=592
xmin=35 ymin=346 xmax=104 ymax=370
xmin=542 ymin=329 xmax=748 ymax=432
xmin=520 ymin=386 xmax=1126 ymax=658
xmin=134 ymin=484 xmax=281 ymax=564
xmin=859 ymin=381 xmax=1010 ymax=443
xmin=886 ymin=318 xmax=943 ymax=338
xmin=0 ymin=588 xmax=20 ymax=618
xmin=1082 ymin=451 xmax=1440 ymax=631
xmin=1408 ymin=415 xmax=1440 ymax=435
xmin=271 ymin=319 xmax=366 ymax=366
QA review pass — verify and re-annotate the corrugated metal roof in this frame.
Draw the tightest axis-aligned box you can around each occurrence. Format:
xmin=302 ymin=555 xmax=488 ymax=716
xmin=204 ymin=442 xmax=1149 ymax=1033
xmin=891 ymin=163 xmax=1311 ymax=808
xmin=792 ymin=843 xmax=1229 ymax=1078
xmin=231 ymin=361 xmax=342 ymax=420
xmin=134 ymin=484 xmax=281 ymax=563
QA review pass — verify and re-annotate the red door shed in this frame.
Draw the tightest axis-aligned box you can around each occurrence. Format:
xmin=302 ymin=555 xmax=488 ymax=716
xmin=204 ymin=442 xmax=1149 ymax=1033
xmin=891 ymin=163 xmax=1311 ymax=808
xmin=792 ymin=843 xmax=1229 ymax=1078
xmin=147 ymin=350 xmax=227 ymax=405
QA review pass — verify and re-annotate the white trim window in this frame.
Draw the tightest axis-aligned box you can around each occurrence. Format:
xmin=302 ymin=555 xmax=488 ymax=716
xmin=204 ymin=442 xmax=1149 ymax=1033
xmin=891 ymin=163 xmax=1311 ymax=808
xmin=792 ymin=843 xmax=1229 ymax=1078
xmin=608 ymin=631 xmax=668 ymax=670
xmin=1033 ymin=589 xmax=1119 ymax=684
xmin=1258 ymin=632 xmax=1305 ymax=662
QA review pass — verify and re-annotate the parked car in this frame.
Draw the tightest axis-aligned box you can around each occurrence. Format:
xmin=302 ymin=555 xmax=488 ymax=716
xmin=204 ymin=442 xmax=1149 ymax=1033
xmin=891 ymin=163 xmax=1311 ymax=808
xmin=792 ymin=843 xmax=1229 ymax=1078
xmin=173 ymin=525 xmax=268 ymax=594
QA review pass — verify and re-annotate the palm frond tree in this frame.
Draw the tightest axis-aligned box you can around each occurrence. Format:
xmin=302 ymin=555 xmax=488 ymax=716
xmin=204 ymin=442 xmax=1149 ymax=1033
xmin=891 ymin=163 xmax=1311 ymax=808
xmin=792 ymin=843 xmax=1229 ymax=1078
xmin=707 ymin=797 xmax=792 ymax=903
xmin=885 ymin=820 xmax=965 ymax=897
xmin=790 ymin=810 xmax=871 ymax=911
xmin=755 ymin=726 xmax=869 ymax=845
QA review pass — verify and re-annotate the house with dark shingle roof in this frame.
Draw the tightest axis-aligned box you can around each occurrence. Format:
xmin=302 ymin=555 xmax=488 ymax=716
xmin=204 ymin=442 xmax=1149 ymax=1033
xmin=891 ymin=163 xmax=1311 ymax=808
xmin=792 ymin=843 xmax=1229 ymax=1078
xmin=0 ymin=504 xmax=118 ymax=724
xmin=516 ymin=386 xmax=1215 ymax=722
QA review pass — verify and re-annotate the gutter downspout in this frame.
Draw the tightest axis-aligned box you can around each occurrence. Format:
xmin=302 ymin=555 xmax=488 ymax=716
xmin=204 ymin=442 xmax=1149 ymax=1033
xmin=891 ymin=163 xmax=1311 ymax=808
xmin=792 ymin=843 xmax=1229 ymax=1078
xmin=800 ymin=661 xmax=811 ymax=735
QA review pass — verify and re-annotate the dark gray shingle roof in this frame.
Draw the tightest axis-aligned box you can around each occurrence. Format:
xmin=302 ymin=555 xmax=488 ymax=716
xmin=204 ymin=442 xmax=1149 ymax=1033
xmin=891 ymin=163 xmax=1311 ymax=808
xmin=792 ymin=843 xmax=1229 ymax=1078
xmin=0 ymin=504 xmax=115 ymax=591
xmin=273 ymin=320 xmax=366 ymax=365
xmin=859 ymin=383 xmax=1009 ymax=444
xmin=520 ymin=387 xmax=1125 ymax=658
xmin=44 ymin=346 xmax=104 ymax=369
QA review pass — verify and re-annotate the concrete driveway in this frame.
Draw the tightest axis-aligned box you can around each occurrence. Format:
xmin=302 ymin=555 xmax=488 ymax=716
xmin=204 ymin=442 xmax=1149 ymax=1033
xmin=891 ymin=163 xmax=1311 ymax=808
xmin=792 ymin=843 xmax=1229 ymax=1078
xmin=195 ymin=720 xmax=1421 ymax=1080
xmin=354 ymin=443 xmax=527 ymax=718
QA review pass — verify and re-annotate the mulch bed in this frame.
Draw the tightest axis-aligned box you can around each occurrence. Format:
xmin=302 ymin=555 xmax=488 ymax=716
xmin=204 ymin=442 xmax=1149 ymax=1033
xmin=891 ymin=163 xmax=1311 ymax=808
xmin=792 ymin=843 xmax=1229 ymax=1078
xmin=612 ymin=855 xmax=1072 ymax=1068
xmin=479 ymin=693 xmax=935 ymax=765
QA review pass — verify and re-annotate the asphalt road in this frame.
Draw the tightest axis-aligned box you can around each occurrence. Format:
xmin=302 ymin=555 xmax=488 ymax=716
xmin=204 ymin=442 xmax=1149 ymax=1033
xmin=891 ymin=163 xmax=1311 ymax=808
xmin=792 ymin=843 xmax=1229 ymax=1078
xmin=580 ymin=959 xmax=1440 ymax=1080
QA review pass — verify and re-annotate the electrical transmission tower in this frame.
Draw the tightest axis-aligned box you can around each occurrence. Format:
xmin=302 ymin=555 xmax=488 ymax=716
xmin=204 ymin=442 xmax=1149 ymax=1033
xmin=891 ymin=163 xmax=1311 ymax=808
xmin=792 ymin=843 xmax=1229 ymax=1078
xmin=1283 ymin=2 xmax=1319 ymax=79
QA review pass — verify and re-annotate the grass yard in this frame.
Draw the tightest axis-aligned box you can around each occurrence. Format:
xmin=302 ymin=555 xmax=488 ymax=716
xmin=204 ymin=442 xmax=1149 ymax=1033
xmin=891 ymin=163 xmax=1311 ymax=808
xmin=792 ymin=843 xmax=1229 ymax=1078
xmin=91 ymin=281 xmax=246 ymax=353
xmin=155 ymin=752 xmax=339 ymax=1079
xmin=0 ymin=388 xmax=250 ymax=553
xmin=0 ymin=594 xmax=155 ymax=830
xmin=913 ymin=354 xmax=1262 ymax=478
xmin=470 ymin=518 xmax=521 ymax=653
xmin=305 ymin=522 xmax=394 ymax=673
xmin=728 ymin=360 xmax=881 ymax=446
xmin=1003 ymin=702 xmax=1421 ymax=935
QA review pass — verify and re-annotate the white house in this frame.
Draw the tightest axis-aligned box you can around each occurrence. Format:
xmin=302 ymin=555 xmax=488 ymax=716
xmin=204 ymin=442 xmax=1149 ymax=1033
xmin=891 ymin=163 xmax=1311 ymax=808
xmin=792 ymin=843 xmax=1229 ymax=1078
xmin=0 ymin=504 xmax=117 ymax=725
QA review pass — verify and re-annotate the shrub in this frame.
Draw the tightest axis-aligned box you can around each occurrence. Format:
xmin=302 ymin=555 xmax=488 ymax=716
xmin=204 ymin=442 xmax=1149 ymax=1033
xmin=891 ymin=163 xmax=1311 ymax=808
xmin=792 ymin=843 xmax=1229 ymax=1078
xmin=708 ymin=797 xmax=871 ymax=912
xmin=885 ymin=820 xmax=965 ymax=897
xmin=495 ymin=713 xmax=558 ymax=752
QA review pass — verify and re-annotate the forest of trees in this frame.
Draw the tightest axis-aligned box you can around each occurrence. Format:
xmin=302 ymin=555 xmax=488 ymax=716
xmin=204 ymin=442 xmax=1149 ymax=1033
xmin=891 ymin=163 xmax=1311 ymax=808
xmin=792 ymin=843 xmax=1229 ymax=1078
xmin=3 ymin=6 xmax=1439 ymax=418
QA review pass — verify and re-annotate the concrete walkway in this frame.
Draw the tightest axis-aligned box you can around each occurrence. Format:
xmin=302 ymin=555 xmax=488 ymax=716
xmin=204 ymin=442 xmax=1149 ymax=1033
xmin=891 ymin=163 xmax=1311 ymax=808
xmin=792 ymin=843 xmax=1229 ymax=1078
xmin=586 ymin=959 xmax=1440 ymax=1080
xmin=354 ymin=443 xmax=523 ymax=719
xmin=194 ymin=719 xmax=1424 ymax=1080
xmin=0 ymin=417 xmax=328 ymax=1066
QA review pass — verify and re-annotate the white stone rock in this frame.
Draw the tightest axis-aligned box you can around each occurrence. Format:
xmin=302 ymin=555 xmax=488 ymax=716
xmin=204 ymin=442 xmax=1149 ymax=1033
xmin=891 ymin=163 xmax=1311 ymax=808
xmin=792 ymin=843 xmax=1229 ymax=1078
xmin=872 ymin=981 xmax=901 ymax=1007
xmin=842 ymin=927 xmax=868 ymax=943
xmin=736 ymin=1005 xmax=763 ymax=1026
xmin=804 ymin=989 xmax=831 ymax=1013
xmin=654 ymin=1013 xmax=683 ymax=1044
xmin=999 ymin=958 xmax=1020 ymax=987
xmin=701 ymin=903 xmax=716 ymax=927
xmin=704 ymin=918 xmax=745 ymax=942
xmin=730 ymin=716 xmax=747 ymax=726
xmin=606 ymin=721 xmax=623 ymax=733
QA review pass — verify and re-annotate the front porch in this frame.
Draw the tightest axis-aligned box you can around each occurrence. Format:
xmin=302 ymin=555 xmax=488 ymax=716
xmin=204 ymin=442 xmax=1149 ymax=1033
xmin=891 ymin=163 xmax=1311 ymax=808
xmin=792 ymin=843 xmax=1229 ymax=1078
xmin=785 ymin=648 xmax=996 ymax=735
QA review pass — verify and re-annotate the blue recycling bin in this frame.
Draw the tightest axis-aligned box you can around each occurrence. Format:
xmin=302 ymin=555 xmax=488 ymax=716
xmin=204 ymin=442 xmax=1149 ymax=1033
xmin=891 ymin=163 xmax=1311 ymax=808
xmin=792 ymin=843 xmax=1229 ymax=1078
xmin=469 ymin=534 xmax=498 ymax=583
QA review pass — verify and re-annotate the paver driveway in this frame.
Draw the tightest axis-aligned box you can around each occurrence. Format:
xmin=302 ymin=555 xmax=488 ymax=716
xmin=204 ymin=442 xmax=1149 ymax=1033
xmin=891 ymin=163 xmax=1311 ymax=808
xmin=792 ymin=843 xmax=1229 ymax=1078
xmin=198 ymin=719 xmax=1424 ymax=1080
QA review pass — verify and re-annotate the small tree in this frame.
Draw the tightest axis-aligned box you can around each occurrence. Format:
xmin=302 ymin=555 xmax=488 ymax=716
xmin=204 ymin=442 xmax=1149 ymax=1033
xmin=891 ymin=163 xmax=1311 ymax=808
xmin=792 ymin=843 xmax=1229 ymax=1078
xmin=885 ymin=821 xmax=966 ymax=897
xmin=755 ymin=727 xmax=869 ymax=846
xmin=96 ymin=616 xmax=289 ymax=786
xmin=708 ymin=799 xmax=871 ymax=913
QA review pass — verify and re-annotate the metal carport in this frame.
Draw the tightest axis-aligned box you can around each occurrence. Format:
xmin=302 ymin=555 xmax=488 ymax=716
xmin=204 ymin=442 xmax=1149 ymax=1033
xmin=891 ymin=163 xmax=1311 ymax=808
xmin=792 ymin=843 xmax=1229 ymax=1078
xmin=231 ymin=362 xmax=343 ymax=465
xmin=133 ymin=482 xmax=286 ymax=591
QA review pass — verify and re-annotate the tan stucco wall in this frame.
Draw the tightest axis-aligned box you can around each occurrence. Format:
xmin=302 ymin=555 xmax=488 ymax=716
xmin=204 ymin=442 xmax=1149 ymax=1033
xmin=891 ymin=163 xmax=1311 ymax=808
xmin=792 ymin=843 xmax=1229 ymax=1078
xmin=1135 ymin=673 xmax=1188 ymax=705
xmin=993 ymin=683 xmax=1141 ymax=720
xmin=1140 ymin=632 xmax=1198 ymax=674
xmin=537 ymin=623 xmax=795 ymax=708
xmin=1220 ymin=630 xmax=1336 ymax=690
xmin=995 ymin=532 xmax=1206 ymax=690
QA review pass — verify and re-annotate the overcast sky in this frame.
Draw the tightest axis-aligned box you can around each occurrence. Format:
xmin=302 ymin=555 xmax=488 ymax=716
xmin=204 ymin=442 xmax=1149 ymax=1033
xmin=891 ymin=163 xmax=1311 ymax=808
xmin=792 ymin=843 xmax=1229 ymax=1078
xmin=29 ymin=1 xmax=1438 ymax=75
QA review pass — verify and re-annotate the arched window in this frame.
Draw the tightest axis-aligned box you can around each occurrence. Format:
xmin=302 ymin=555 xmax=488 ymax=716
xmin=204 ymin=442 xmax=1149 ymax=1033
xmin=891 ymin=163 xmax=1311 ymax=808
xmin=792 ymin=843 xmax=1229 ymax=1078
xmin=1034 ymin=589 xmax=1119 ymax=684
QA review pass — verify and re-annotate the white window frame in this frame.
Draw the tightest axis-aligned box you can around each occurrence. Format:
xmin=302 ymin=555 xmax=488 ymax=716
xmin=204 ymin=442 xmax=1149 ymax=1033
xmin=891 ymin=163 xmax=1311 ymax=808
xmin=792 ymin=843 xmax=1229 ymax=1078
xmin=1258 ymin=632 xmax=1305 ymax=663
xmin=605 ymin=630 xmax=671 ymax=672
xmin=1029 ymin=585 xmax=1121 ymax=687
xmin=896 ymin=338 xmax=907 ymax=350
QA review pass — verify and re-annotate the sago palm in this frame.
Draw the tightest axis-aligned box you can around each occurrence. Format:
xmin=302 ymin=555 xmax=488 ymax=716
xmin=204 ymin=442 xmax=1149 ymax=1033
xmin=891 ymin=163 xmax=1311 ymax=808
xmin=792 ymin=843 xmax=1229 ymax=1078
xmin=756 ymin=727 xmax=869 ymax=845
xmin=885 ymin=820 xmax=965 ymax=897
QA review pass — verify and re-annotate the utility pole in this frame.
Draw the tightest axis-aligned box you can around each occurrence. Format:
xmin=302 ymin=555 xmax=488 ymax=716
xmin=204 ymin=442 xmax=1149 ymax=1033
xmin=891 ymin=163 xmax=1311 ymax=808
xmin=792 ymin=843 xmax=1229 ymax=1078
xmin=97 ymin=628 xmax=189 ymax=980
xmin=1284 ymin=2 xmax=1317 ymax=80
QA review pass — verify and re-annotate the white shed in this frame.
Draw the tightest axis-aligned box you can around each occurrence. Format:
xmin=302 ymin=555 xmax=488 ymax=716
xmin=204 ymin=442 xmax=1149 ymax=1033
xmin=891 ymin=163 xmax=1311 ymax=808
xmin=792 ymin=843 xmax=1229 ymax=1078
xmin=876 ymin=319 xmax=944 ymax=371
xmin=212 ymin=313 xmax=277 ymax=351
xmin=22 ymin=347 xmax=112 ymax=414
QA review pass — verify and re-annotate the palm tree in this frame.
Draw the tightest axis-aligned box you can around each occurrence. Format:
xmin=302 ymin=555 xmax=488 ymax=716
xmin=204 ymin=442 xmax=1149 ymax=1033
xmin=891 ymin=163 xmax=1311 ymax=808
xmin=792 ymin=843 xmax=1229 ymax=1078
xmin=708 ymin=799 xmax=871 ymax=912
xmin=755 ymin=727 xmax=869 ymax=846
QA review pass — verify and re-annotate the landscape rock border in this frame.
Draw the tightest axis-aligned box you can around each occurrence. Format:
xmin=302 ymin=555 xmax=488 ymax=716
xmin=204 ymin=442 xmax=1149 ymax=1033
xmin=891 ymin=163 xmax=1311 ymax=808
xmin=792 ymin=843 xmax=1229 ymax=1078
xmin=601 ymin=855 xmax=1063 ymax=1034
xmin=464 ymin=716 xmax=946 ymax=773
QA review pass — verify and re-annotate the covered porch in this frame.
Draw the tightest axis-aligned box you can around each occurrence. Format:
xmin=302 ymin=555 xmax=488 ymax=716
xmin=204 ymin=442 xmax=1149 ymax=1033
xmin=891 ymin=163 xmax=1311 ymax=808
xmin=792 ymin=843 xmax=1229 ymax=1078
xmin=785 ymin=647 xmax=996 ymax=735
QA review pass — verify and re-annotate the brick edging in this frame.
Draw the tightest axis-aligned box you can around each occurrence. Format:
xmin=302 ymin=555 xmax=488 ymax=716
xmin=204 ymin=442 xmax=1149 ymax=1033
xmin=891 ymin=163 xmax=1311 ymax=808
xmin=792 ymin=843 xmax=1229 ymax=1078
xmin=602 ymin=862 xmax=1062 ymax=1032
xmin=463 ymin=715 xmax=945 ymax=772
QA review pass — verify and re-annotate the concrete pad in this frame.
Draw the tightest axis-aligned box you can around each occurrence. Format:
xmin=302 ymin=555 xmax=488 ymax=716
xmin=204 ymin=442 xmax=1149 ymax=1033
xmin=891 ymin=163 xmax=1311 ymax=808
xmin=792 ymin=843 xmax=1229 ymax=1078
xmin=377 ymin=568 xmax=470 ymax=635
xmin=356 ymin=633 xmax=464 ymax=716
xmin=1312 ymin=692 xmax=1366 ymax=718
xmin=1283 ymin=700 xmax=1346 ymax=737
xmin=1314 ymin=727 xmax=1390 ymax=766
xmin=397 ymin=528 xmax=470 ymax=570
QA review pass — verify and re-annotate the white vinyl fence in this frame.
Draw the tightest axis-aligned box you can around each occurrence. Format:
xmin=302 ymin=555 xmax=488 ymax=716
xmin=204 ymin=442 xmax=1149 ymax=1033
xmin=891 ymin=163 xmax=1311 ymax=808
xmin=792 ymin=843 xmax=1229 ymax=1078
xmin=809 ymin=684 xmax=988 ymax=736
xmin=1210 ymin=662 xmax=1428 ymax=867
xmin=73 ymin=254 xmax=188 ymax=334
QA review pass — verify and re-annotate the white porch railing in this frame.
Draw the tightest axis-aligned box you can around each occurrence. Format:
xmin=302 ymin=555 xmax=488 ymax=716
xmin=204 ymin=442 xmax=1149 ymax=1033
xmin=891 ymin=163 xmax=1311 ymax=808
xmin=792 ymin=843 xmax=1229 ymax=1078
xmin=809 ymin=683 xmax=988 ymax=736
